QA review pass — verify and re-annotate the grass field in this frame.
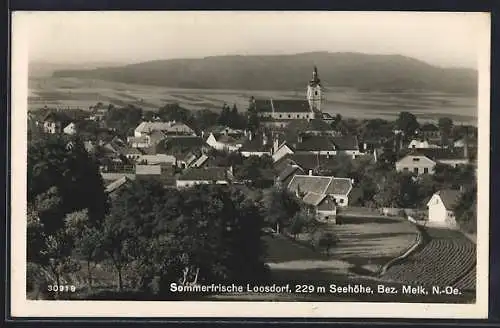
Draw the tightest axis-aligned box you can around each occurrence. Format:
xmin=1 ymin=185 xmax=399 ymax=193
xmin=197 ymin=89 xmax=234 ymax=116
xmin=28 ymin=77 xmax=477 ymax=124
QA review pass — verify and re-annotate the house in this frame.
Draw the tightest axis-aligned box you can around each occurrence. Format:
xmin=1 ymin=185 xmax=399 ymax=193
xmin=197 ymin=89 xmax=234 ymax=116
xmin=42 ymin=111 xmax=72 ymax=134
xmin=426 ymin=189 xmax=462 ymax=228
xmin=302 ymin=192 xmax=337 ymax=222
xmin=239 ymin=133 xmax=273 ymax=157
xmin=127 ymin=136 xmax=150 ymax=149
xmin=156 ymin=136 xmax=208 ymax=157
xmin=104 ymin=137 xmax=143 ymax=161
xmin=63 ymin=122 xmax=77 ymax=135
xmin=105 ymin=176 xmax=133 ymax=199
xmin=272 ymin=142 xmax=295 ymax=162
xmin=273 ymin=153 xmax=348 ymax=174
xmin=416 ymin=148 xmax=471 ymax=168
xmin=135 ymin=164 xmax=162 ymax=176
xmin=408 ymin=139 xmax=440 ymax=149
xmin=285 ymin=119 xmax=338 ymax=136
xmin=190 ymin=154 xmax=209 ymax=168
xmin=395 ymin=154 xmax=436 ymax=175
xmin=137 ymin=154 xmax=176 ymax=166
xmin=205 ymin=132 xmax=245 ymax=152
xmin=134 ymin=121 xmax=195 ymax=138
xmin=292 ymin=135 xmax=363 ymax=158
xmin=176 ymin=167 xmax=232 ymax=188
xmin=417 ymin=123 xmax=441 ymax=139
xmin=275 ymin=164 xmax=305 ymax=187
xmin=287 ymin=174 xmax=354 ymax=207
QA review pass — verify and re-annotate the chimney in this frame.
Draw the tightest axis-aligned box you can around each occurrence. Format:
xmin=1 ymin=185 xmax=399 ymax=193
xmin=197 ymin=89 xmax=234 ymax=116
xmin=229 ymin=165 xmax=234 ymax=176
xmin=262 ymin=133 xmax=268 ymax=146
xmin=224 ymin=128 xmax=229 ymax=136
xmin=201 ymin=131 xmax=205 ymax=139
xmin=373 ymin=149 xmax=378 ymax=163
xmin=308 ymin=169 xmax=313 ymax=176
xmin=249 ymin=132 xmax=253 ymax=141
xmin=298 ymin=134 xmax=303 ymax=143
xmin=363 ymin=142 xmax=367 ymax=152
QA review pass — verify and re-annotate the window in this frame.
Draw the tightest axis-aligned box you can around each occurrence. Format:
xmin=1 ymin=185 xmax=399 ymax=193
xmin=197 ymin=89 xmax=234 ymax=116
xmin=315 ymin=91 xmax=318 ymax=96
xmin=424 ymin=167 xmax=429 ymax=174
xmin=279 ymin=114 xmax=282 ymax=118
xmin=403 ymin=167 xmax=409 ymax=171
xmin=339 ymin=199 xmax=344 ymax=204
xmin=413 ymin=167 xmax=419 ymax=174
xmin=412 ymin=157 xmax=420 ymax=162
xmin=288 ymin=114 xmax=291 ymax=118
xmin=297 ymin=114 xmax=300 ymax=118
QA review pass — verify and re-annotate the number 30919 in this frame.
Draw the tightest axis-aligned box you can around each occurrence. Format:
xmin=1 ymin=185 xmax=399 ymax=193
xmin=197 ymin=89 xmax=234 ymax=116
xmin=47 ymin=285 xmax=76 ymax=292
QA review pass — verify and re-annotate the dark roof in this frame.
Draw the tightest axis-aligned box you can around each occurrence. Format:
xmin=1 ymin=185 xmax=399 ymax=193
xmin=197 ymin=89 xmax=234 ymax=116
xmin=274 ymin=153 xmax=345 ymax=171
xmin=42 ymin=111 xmax=72 ymax=124
xmin=332 ymin=135 xmax=359 ymax=151
xmin=271 ymin=99 xmax=311 ymax=113
xmin=437 ymin=189 xmax=462 ymax=210
xmin=287 ymin=175 xmax=353 ymax=196
xmin=412 ymin=148 xmax=468 ymax=160
xmin=255 ymin=98 xmax=311 ymax=113
xmin=295 ymin=135 xmax=335 ymax=152
xmin=419 ymin=123 xmax=439 ymax=132
xmin=178 ymin=167 xmax=229 ymax=181
xmin=239 ymin=134 xmax=272 ymax=152
xmin=286 ymin=119 xmax=333 ymax=132
xmin=254 ymin=99 xmax=273 ymax=112
xmin=157 ymin=136 xmax=207 ymax=155
xmin=277 ymin=164 xmax=303 ymax=182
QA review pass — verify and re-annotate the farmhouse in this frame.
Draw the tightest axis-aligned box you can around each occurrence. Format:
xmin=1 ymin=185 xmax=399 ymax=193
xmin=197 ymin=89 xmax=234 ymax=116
xmin=287 ymin=174 xmax=354 ymax=207
xmin=205 ymin=132 xmax=245 ymax=152
xmin=134 ymin=121 xmax=195 ymax=137
xmin=417 ymin=123 xmax=440 ymax=139
xmin=302 ymin=192 xmax=337 ymax=222
xmin=408 ymin=138 xmax=440 ymax=149
xmin=63 ymin=122 xmax=77 ymax=135
xmin=239 ymin=133 xmax=273 ymax=157
xmin=275 ymin=164 xmax=305 ymax=187
xmin=42 ymin=111 xmax=72 ymax=134
xmin=426 ymin=189 xmax=462 ymax=228
xmin=176 ymin=167 xmax=232 ymax=188
xmin=395 ymin=154 xmax=436 ymax=175
xmin=105 ymin=176 xmax=133 ymax=199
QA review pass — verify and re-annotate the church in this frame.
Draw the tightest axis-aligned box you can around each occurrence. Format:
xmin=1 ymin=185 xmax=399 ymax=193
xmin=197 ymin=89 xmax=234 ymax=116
xmin=252 ymin=66 xmax=324 ymax=128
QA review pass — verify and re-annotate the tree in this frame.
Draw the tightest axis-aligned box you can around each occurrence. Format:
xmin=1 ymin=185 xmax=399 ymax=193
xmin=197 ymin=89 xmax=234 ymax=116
xmin=65 ymin=209 xmax=104 ymax=290
xmin=288 ymin=212 xmax=308 ymax=239
xmin=195 ymin=109 xmax=219 ymax=131
xmin=217 ymin=103 xmax=232 ymax=126
xmin=247 ymin=98 xmax=260 ymax=133
xmin=438 ymin=117 xmax=454 ymax=140
xmin=453 ymin=183 xmax=477 ymax=233
xmin=262 ymin=188 xmax=302 ymax=233
xmin=373 ymin=171 xmax=419 ymax=208
xmin=395 ymin=111 xmax=419 ymax=139
xmin=28 ymin=134 xmax=109 ymax=228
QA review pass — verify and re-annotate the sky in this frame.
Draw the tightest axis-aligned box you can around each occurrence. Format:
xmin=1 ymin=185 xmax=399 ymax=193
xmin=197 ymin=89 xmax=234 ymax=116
xmin=15 ymin=11 xmax=489 ymax=69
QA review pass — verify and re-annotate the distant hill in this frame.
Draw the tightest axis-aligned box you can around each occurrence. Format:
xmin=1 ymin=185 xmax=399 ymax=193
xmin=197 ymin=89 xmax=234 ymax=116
xmin=29 ymin=61 xmax=128 ymax=78
xmin=52 ymin=52 xmax=478 ymax=95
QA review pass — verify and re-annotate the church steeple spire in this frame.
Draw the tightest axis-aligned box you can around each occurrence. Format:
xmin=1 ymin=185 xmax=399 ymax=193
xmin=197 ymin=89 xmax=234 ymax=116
xmin=310 ymin=66 xmax=321 ymax=86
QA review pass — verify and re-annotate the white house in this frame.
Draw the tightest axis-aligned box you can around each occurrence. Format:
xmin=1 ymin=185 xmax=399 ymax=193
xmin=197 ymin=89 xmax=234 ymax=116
xmin=127 ymin=136 xmax=150 ymax=148
xmin=395 ymin=154 xmax=436 ymax=175
xmin=137 ymin=154 xmax=176 ymax=166
xmin=302 ymin=192 xmax=337 ymax=223
xmin=272 ymin=142 xmax=295 ymax=162
xmin=239 ymin=133 xmax=273 ymax=157
xmin=205 ymin=132 xmax=244 ymax=152
xmin=287 ymin=174 xmax=353 ymax=207
xmin=408 ymin=139 xmax=440 ymax=149
xmin=426 ymin=189 xmax=462 ymax=228
xmin=63 ymin=122 xmax=77 ymax=135
xmin=134 ymin=121 xmax=195 ymax=138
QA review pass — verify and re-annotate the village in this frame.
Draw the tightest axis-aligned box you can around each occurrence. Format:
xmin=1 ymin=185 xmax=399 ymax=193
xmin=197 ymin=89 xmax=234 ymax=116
xmin=26 ymin=67 xmax=478 ymax=301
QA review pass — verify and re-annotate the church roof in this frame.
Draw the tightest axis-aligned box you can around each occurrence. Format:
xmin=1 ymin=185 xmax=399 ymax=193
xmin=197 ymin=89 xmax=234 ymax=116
xmin=255 ymin=98 xmax=311 ymax=113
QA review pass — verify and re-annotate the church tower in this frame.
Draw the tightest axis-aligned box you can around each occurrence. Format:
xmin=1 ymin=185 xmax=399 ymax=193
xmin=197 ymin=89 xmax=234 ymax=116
xmin=306 ymin=66 xmax=322 ymax=118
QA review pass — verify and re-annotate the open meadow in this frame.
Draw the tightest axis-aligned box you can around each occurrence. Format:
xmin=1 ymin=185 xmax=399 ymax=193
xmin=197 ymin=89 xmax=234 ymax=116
xmin=28 ymin=77 xmax=478 ymax=125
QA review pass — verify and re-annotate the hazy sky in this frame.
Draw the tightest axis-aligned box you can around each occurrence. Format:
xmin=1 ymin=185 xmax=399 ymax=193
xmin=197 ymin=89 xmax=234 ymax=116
xmin=16 ymin=11 xmax=488 ymax=68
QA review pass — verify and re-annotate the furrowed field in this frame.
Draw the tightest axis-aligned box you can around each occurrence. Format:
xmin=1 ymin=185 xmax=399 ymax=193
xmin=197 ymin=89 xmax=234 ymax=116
xmin=29 ymin=77 xmax=478 ymax=125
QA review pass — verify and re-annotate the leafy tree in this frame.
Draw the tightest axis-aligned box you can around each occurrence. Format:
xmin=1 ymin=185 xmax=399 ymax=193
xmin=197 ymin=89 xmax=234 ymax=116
xmin=195 ymin=109 xmax=219 ymax=131
xmin=217 ymin=103 xmax=232 ymax=126
xmin=262 ymin=188 xmax=302 ymax=233
xmin=105 ymin=105 xmax=142 ymax=137
xmin=395 ymin=111 xmax=419 ymax=139
xmin=247 ymin=98 xmax=260 ymax=133
xmin=453 ymin=183 xmax=477 ymax=233
xmin=438 ymin=117 xmax=454 ymax=138
xmin=28 ymin=134 xmax=109 ymax=228
xmin=373 ymin=171 xmax=419 ymax=208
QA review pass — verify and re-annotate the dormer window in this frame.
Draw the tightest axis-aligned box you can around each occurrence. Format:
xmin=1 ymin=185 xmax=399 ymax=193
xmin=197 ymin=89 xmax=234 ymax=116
xmin=412 ymin=157 xmax=420 ymax=162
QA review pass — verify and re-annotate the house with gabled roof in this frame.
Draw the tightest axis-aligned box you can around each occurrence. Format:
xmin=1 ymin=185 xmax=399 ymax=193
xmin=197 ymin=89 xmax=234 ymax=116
xmin=302 ymin=192 xmax=337 ymax=222
xmin=105 ymin=176 xmax=133 ymax=199
xmin=205 ymin=132 xmax=246 ymax=152
xmin=239 ymin=133 xmax=273 ymax=157
xmin=134 ymin=120 xmax=195 ymax=137
xmin=287 ymin=174 xmax=354 ymax=207
xmin=176 ymin=167 xmax=232 ymax=188
xmin=275 ymin=164 xmax=304 ymax=188
xmin=426 ymin=189 xmax=462 ymax=228
xmin=156 ymin=136 xmax=208 ymax=157
xmin=42 ymin=111 xmax=72 ymax=134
